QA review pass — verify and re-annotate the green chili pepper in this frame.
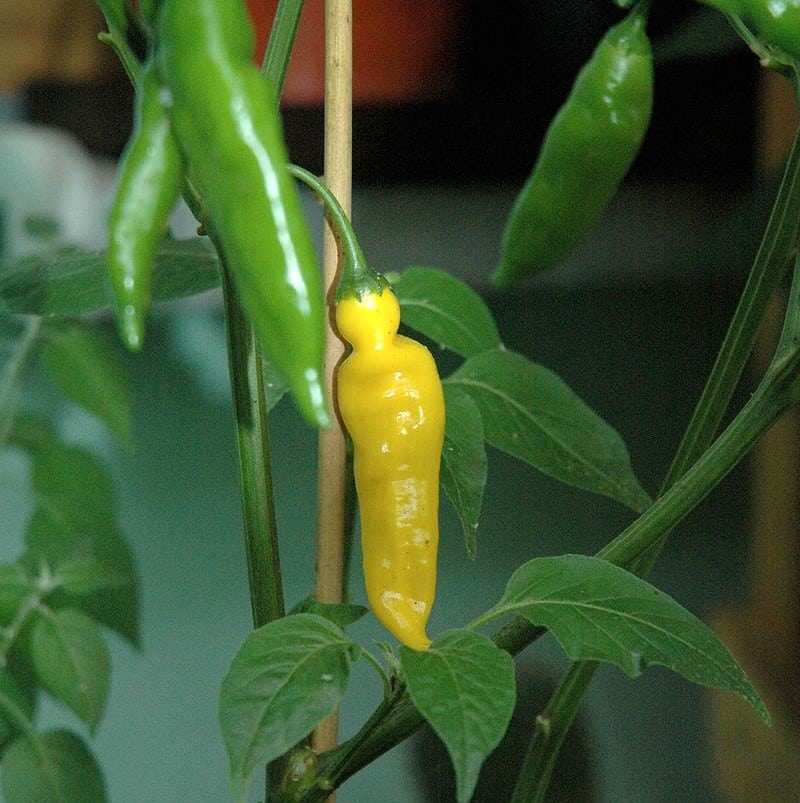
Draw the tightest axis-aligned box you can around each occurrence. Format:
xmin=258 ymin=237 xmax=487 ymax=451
xmin=158 ymin=0 xmax=328 ymax=428
xmin=739 ymin=0 xmax=800 ymax=61
xmin=696 ymin=0 xmax=800 ymax=61
xmin=493 ymin=3 xmax=653 ymax=287
xmin=106 ymin=58 xmax=183 ymax=352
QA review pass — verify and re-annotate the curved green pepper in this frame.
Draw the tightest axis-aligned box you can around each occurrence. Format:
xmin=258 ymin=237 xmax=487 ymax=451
xmin=739 ymin=0 xmax=800 ymax=61
xmin=493 ymin=4 xmax=653 ymax=287
xmin=106 ymin=58 xmax=183 ymax=351
xmin=158 ymin=0 xmax=328 ymax=428
xmin=697 ymin=0 xmax=800 ymax=62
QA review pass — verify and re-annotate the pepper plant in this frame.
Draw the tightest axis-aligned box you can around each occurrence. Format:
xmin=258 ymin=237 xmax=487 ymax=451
xmin=0 ymin=0 xmax=797 ymax=801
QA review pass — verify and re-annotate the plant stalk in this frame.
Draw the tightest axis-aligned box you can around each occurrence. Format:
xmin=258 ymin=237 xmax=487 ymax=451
xmin=509 ymin=133 xmax=800 ymax=798
xmin=508 ymin=661 xmax=598 ymax=803
xmin=220 ymin=259 xmax=285 ymax=628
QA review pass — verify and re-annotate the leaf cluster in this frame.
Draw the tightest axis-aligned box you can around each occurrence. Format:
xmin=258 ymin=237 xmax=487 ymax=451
xmin=0 ymin=231 xmax=140 ymax=801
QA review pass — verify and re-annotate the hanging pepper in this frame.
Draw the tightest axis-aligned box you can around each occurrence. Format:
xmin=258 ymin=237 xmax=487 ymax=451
xmin=336 ymin=286 xmax=445 ymax=651
xmin=106 ymin=58 xmax=183 ymax=352
xmin=738 ymin=0 xmax=800 ymax=61
xmin=290 ymin=166 xmax=445 ymax=650
xmin=157 ymin=0 xmax=328 ymax=428
xmin=493 ymin=2 xmax=653 ymax=287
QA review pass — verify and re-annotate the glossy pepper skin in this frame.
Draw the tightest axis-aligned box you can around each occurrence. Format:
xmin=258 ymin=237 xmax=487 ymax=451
xmin=336 ymin=287 xmax=445 ymax=651
xmin=696 ymin=1 xmax=800 ymax=62
xmin=493 ymin=5 xmax=653 ymax=287
xmin=106 ymin=59 xmax=183 ymax=351
xmin=158 ymin=0 xmax=328 ymax=428
xmin=739 ymin=0 xmax=800 ymax=61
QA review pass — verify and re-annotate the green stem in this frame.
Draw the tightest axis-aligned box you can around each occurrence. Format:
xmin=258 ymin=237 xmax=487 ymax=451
xmin=287 ymin=164 xmax=385 ymax=299
xmin=0 ymin=318 xmax=40 ymax=447
xmin=213 ymin=0 xmax=308 ymax=632
xmin=598 ymin=380 xmax=791 ymax=567
xmin=262 ymin=0 xmax=306 ymax=93
xmin=220 ymin=257 xmax=285 ymax=628
xmin=314 ymin=682 xmax=406 ymax=795
xmin=661 ymin=123 xmax=800 ymax=491
xmin=95 ymin=0 xmax=145 ymax=87
xmin=510 ymin=373 xmax=793 ymax=800
xmin=510 ymin=173 xmax=800 ymax=801
xmin=508 ymin=661 xmax=598 ymax=803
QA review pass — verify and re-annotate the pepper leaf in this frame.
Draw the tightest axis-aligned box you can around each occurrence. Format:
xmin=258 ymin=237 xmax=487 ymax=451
xmin=21 ymin=434 xmax=140 ymax=647
xmin=394 ymin=267 xmax=502 ymax=358
xmin=39 ymin=319 xmax=132 ymax=448
xmin=446 ymin=350 xmax=652 ymax=513
xmin=441 ymin=385 xmax=487 ymax=558
xmin=31 ymin=608 xmax=110 ymax=734
xmin=0 ymin=237 xmax=220 ymax=318
xmin=488 ymin=554 xmax=769 ymax=723
xmin=400 ymin=629 xmax=516 ymax=803
xmin=288 ymin=597 xmax=369 ymax=629
xmin=1 ymin=729 xmax=107 ymax=803
xmin=0 ymin=562 xmax=35 ymax=628
xmin=0 ymin=669 xmax=35 ymax=749
xmin=52 ymin=557 xmax=129 ymax=596
xmin=219 ymin=613 xmax=355 ymax=803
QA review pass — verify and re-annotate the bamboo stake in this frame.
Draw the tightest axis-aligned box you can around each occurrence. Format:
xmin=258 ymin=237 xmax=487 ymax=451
xmin=312 ymin=0 xmax=352 ymax=772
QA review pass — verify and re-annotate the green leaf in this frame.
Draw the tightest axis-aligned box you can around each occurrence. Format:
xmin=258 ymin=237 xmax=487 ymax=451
xmin=52 ymin=557 xmax=128 ymax=596
xmin=31 ymin=608 xmax=110 ymax=734
xmin=219 ymin=613 xmax=354 ymax=803
xmin=0 ymin=563 xmax=35 ymax=626
xmin=23 ymin=438 xmax=140 ymax=647
xmin=0 ymin=669 xmax=35 ymax=748
xmin=446 ymin=350 xmax=652 ymax=513
xmin=0 ymin=238 xmax=220 ymax=318
xmin=0 ymin=318 xmax=42 ymax=445
xmin=400 ymin=629 xmax=516 ymax=803
xmin=1 ymin=729 xmax=106 ymax=803
xmin=40 ymin=320 xmax=132 ymax=447
xmin=441 ymin=386 xmax=487 ymax=558
xmin=288 ymin=597 xmax=369 ymax=629
xmin=394 ymin=267 xmax=502 ymax=358
xmin=23 ymin=216 xmax=60 ymax=243
xmin=489 ymin=554 xmax=769 ymax=723
xmin=25 ymin=513 xmax=139 ymax=648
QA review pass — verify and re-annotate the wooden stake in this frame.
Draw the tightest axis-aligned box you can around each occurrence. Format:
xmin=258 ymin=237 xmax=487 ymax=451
xmin=311 ymin=0 xmax=352 ymax=776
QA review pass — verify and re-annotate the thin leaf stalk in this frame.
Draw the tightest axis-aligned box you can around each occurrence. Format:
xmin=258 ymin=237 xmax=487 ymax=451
xmin=0 ymin=317 xmax=41 ymax=446
xmin=662 ymin=123 xmax=800 ymax=490
xmin=262 ymin=0 xmax=306 ymax=91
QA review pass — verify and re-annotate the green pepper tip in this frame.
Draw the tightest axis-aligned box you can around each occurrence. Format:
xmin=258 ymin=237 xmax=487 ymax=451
xmin=293 ymin=368 xmax=331 ymax=429
xmin=119 ymin=308 xmax=145 ymax=353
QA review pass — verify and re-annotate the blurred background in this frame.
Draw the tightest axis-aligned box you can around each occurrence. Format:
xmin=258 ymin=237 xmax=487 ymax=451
xmin=1 ymin=1 xmax=799 ymax=801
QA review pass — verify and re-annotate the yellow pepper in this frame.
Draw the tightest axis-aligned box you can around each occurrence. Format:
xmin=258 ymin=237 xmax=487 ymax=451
xmin=336 ymin=286 xmax=445 ymax=651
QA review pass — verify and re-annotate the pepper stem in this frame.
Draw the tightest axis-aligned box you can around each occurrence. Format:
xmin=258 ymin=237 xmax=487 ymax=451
xmin=288 ymin=164 xmax=386 ymax=300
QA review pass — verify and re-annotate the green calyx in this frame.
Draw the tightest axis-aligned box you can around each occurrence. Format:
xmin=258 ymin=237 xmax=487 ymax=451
xmin=287 ymin=165 xmax=387 ymax=302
